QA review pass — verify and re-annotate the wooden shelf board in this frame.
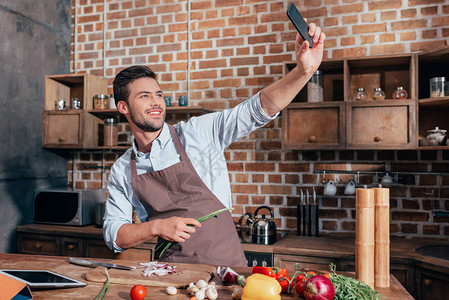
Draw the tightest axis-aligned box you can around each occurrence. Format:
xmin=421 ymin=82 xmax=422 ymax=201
xmin=88 ymin=106 xmax=213 ymax=119
xmin=418 ymin=97 xmax=449 ymax=107
xmin=417 ymin=145 xmax=449 ymax=150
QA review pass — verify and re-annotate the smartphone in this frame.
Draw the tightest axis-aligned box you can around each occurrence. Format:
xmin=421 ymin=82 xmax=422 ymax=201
xmin=286 ymin=2 xmax=313 ymax=48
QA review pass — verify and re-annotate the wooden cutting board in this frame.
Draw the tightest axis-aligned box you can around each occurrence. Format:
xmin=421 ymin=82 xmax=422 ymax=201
xmin=85 ymin=263 xmax=216 ymax=288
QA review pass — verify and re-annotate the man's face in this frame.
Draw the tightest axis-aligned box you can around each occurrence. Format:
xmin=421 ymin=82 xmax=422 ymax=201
xmin=124 ymin=77 xmax=166 ymax=132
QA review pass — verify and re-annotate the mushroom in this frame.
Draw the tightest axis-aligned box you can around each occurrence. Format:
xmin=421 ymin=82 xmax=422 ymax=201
xmin=166 ymin=286 xmax=177 ymax=295
xmin=205 ymin=286 xmax=218 ymax=300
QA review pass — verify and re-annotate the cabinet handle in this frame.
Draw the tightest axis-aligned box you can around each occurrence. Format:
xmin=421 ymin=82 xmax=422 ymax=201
xmin=308 ymin=136 xmax=317 ymax=143
xmin=58 ymin=137 xmax=66 ymax=143
xmin=424 ymin=279 xmax=431 ymax=286
xmin=67 ymin=245 xmax=75 ymax=250
xmin=374 ymin=136 xmax=382 ymax=143
xmin=35 ymin=243 xmax=42 ymax=250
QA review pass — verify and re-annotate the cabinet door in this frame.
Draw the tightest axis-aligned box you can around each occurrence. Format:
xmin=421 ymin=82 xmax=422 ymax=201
xmin=416 ymin=268 xmax=449 ymax=300
xmin=61 ymin=238 xmax=83 ymax=257
xmin=42 ymin=111 xmax=82 ymax=148
xmin=274 ymin=254 xmax=338 ymax=275
xmin=17 ymin=233 xmax=59 ymax=255
xmin=346 ymin=100 xmax=416 ymax=149
xmin=85 ymin=239 xmax=117 ymax=259
xmin=282 ymin=102 xmax=346 ymax=150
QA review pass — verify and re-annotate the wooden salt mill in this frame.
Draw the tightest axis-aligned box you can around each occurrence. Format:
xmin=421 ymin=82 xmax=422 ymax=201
xmin=355 ymin=187 xmax=375 ymax=288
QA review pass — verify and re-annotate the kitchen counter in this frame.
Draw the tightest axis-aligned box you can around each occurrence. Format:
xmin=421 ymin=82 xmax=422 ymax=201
xmin=273 ymin=233 xmax=449 ymax=273
xmin=0 ymin=253 xmax=412 ymax=299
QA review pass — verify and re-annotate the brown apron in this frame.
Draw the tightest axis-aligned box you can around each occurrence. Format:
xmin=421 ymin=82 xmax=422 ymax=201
xmin=130 ymin=124 xmax=247 ymax=266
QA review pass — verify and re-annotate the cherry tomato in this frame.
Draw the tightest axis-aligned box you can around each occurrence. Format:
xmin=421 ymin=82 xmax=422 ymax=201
xmin=277 ymin=276 xmax=293 ymax=293
xmin=323 ymin=273 xmax=331 ymax=279
xmin=295 ymin=273 xmax=305 ymax=284
xmin=306 ymin=271 xmax=317 ymax=276
xmin=130 ymin=284 xmax=147 ymax=300
xmin=295 ymin=278 xmax=307 ymax=297
xmin=272 ymin=267 xmax=287 ymax=280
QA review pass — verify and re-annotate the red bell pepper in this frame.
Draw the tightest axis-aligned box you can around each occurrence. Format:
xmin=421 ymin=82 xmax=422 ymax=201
xmin=251 ymin=266 xmax=274 ymax=278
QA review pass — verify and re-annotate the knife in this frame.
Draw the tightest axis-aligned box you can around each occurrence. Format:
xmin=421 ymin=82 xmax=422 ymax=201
xmin=68 ymin=257 xmax=134 ymax=270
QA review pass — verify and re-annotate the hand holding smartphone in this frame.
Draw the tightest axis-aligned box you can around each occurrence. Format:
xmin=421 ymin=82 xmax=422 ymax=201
xmin=286 ymin=2 xmax=313 ymax=48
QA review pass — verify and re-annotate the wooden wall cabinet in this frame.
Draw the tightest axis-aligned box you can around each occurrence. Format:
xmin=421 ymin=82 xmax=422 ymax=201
xmin=42 ymin=110 xmax=102 ymax=148
xmin=417 ymin=46 xmax=449 ymax=150
xmin=415 ymin=267 xmax=449 ymax=300
xmin=282 ymin=102 xmax=345 ymax=149
xmin=283 ymin=53 xmax=423 ymax=150
xmin=346 ymin=100 xmax=416 ymax=149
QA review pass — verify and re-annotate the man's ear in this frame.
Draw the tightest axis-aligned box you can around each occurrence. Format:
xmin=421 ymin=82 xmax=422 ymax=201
xmin=117 ymin=100 xmax=128 ymax=114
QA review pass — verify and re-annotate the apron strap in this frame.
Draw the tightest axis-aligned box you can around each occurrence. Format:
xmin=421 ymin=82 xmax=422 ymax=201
xmin=167 ymin=124 xmax=189 ymax=162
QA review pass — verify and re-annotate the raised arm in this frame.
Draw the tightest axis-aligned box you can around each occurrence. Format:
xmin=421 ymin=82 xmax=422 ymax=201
xmin=260 ymin=23 xmax=325 ymax=117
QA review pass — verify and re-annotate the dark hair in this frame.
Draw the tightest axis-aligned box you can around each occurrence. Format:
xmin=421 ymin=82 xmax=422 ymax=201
xmin=113 ymin=65 xmax=157 ymax=106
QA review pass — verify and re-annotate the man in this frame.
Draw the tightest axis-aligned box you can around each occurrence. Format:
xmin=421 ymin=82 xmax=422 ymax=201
xmin=104 ymin=24 xmax=325 ymax=266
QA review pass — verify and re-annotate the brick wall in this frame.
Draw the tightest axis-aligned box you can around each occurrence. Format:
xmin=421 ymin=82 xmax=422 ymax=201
xmin=70 ymin=0 xmax=449 ymax=239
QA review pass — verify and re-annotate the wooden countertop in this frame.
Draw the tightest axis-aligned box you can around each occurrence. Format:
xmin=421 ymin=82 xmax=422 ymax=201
xmin=273 ymin=233 xmax=449 ymax=274
xmin=0 ymin=253 xmax=412 ymax=299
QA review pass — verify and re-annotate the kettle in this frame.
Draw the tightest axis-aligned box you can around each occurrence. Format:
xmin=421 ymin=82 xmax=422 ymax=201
xmin=246 ymin=206 xmax=277 ymax=245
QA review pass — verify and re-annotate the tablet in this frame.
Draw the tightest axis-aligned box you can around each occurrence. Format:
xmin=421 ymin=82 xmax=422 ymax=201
xmin=0 ymin=270 xmax=87 ymax=289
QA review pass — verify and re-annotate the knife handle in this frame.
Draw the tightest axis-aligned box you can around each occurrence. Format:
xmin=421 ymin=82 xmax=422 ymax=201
xmin=69 ymin=257 xmax=93 ymax=267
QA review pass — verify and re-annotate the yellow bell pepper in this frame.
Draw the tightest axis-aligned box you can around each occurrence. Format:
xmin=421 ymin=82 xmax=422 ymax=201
xmin=241 ymin=273 xmax=281 ymax=300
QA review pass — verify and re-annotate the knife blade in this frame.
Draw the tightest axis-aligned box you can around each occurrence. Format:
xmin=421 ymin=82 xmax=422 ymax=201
xmin=68 ymin=257 xmax=134 ymax=270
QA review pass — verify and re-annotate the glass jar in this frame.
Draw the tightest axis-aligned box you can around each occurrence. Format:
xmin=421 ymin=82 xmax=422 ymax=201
xmin=430 ymin=77 xmax=445 ymax=98
xmin=372 ymin=88 xmax=385 ymax=100
xmin=104 ymin=118 xmax=118 ymax=146
xmin=71 ymin=97 xmax=81 ymax=109
xmin=354 ymin=88 xmax=367 ymax=101
xmin=392 ymin=87 xmax=407 ymax=99
xmin=93 ymin=94 xmax=109 ymax=109
xmin=307 ymin=70 xmax=324 ymax=102
xmin=109 ymin=94 xmax=116 ymax=109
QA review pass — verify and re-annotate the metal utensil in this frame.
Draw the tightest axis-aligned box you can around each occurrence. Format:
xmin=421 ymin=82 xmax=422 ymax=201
xmin=68 ymin=257 xmax=134 ymax=270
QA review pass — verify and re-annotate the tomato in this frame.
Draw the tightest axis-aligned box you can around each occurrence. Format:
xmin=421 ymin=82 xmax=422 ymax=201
xmin=277 ymin=276 xmax=293 ymax=293
xmin=306 ymin=271 xmax=317 ymax=276
xmin=272 ymin=267 xmax=287 ymax=280
xmin=130 ymin=284 xmax=147 ymax=300
xmin=295 ymin=277 xmax=307 ymax=297
xmin=322 ymin=273 xmax=331 ymax=279
xmin=295 ymin=273 xmax=305 ymax=284
xmin=252 ymin=266 xmax=274 ymax=278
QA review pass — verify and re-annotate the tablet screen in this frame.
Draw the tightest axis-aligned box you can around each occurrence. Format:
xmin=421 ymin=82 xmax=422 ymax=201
xmin=0 ymin=270 xmax=87 ymax=289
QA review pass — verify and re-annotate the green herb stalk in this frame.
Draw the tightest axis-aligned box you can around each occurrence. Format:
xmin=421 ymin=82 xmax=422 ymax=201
xmin=94 ymin=268 xmax=110 ymax=300
xmin=155 ymin=207 xmax=234 ymax=257
xmin=329 ymin=263 xmax=383 ymax=300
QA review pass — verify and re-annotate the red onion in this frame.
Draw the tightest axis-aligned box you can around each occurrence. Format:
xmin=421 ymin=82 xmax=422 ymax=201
xmin=303 ymin=275 xmax=335 ymax=300
xmin=217 ymin=266 xmax=240 ymax=285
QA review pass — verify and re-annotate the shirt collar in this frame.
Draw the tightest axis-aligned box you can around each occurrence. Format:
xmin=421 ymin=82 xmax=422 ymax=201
xmin=132 ymin=123 xmax=170 ymax=158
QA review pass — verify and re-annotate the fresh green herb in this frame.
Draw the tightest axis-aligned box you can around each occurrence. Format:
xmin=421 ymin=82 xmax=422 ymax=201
xmin=329 ymin=263 xmax=383 ymax=300
xmin=155 ymin=207 xmax=234 ymax=257
xmin=94 ymin=268 xmax=110 ymax=300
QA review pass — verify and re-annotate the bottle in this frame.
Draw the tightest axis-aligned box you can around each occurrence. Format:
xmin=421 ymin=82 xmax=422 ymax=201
xmin=354 ymin=88 xmax=367 ymax=101
xmin=392 ymin=87 xmax=407 ymax=100
xmin=104 ymin=118 xmax=118 ymax=146
xmin=307 ymin=70 xmax=324 ymax=102
xmin=372 ymin=88 xmax=385 ymax=100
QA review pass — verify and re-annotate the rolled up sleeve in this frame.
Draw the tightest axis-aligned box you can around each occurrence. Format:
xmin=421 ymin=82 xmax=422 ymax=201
xmin=103 ymin=172 xmax=133 ymax=253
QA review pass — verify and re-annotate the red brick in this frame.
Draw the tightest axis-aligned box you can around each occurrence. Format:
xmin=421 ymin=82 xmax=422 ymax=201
xmin=231 ymin=184 xmax=258 ymax=194
xmin=230 ymin=56 xmax=259 ymax=66
xmin=252 ymin=174 xmax=265 ymax=183
xmin=330 ymin=3 xmax=363 ymax=15
xmin=319 ymin=209 xmax=348 ymax=219
xmin=422 ymin=6 xmax=438 ymax=15
xmin=401 ymin=223 xmax=417 ymax=234
xmin=368 ymin=0 xmax=402 ymax=10
xmin=380 ymin=11 xmax=397 ymax=21
xmin=248 ymin=34 xmax=277 ymax=44
xmin=261 ymin=185 xmax=293 ymax=195
xmin=391 ymin=211 xmax=429 ymax=222
xmin=333 ymin=47 xmax=367 ymax=58
xmin=371 ymin=44 xmax=405 ymax=55
xmin=245 ymin=163 xmax=275 ymax=172
xmin=353 ymin=23 xmax=387 ymax=34
xmin=391 ymin=19 xmax=427 ymax=31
